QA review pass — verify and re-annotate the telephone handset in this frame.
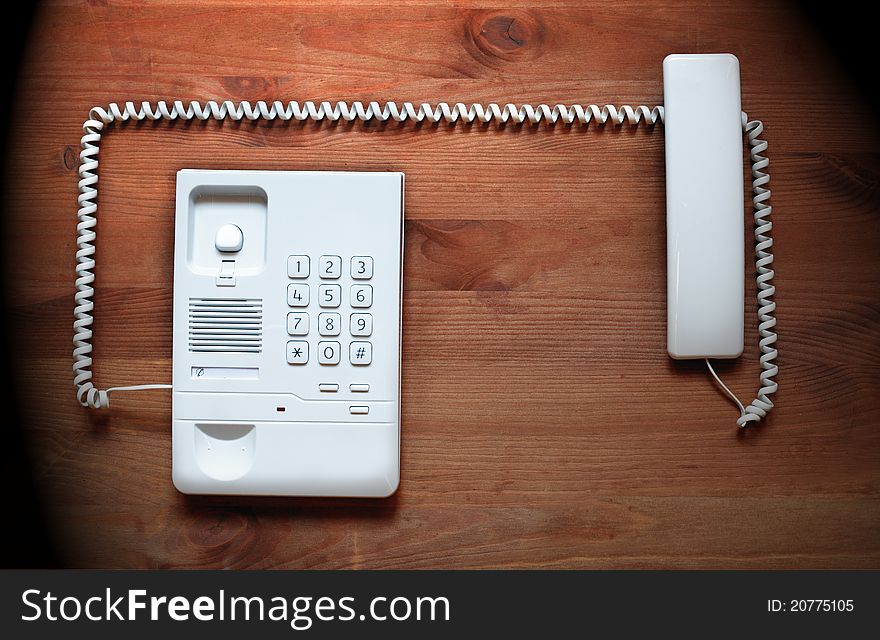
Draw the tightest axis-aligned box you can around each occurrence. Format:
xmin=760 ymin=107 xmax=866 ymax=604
xmin=73 ymin=53 xmax=777 ymax=496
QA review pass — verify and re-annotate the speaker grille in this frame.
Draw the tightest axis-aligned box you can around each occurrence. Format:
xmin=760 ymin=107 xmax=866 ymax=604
xmin=188 ymin=298 xmax=262 ymax=353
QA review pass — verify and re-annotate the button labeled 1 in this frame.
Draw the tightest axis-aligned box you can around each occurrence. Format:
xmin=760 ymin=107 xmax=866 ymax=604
xmin=287 ymin=255 xmax=310 ymax=278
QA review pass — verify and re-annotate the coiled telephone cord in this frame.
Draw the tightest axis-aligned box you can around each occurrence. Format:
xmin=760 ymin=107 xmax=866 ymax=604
xmin=74 ymin=100 xmax=776 ymax=429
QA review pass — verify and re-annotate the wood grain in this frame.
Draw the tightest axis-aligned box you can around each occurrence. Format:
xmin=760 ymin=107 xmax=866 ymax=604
xmin=4 ymin=0 xmax=879 ymax=568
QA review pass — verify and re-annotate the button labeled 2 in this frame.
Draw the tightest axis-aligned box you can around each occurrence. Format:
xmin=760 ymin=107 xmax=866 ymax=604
xmin=319 ymin=255 xmax=341 ymax=279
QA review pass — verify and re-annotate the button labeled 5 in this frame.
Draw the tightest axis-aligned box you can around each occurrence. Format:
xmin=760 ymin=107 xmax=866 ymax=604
xmin=319 ymin=284 xmax=341 ymax=308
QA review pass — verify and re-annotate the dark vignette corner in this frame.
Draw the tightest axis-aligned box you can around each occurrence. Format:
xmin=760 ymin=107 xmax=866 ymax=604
xmin=1 ymin=0 xmax=60 ymax=567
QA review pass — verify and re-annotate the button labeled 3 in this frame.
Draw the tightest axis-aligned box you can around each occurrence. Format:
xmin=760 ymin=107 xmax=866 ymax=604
xmin=351 ymin=256 xmax=374 ymax=279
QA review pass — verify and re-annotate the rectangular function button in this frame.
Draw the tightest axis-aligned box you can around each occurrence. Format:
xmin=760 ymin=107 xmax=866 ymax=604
xmin=319 ymin=383 xmax=339 ymax=392
xmin=350 ymin=384 xmax=370 ymax=392
xmin=349 ymin=406 xmax=369 ymax=415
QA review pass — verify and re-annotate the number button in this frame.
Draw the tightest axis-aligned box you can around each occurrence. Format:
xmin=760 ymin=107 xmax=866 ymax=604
xmin=287 ymin=283 xmax=310 ymax=307
xmin=319 ymin=284 xmax=341 ymax=308
xmin=286 ymin=312 xmax=309 ymax=335
xmin=319 ymin=312 xmax=341 ymax=336
xmin=318 ymin=341 xmax=340 ymax=365
xmin=287 ymin=255 xmax=310 ymax=278
xmin=351 ymin=284 xmax=373 ymax=308
xmin=351 ymin=256 xmax=374 ymax=279
xmin=350 ymin=313 xmax=372 ymax=337
xmin=349 ymin=341 xmax=372 ymax=365
xmin=319 ymin=255 xmax=342 ymax=279
xmin=286 ymin=341 xmax=309 ymax=365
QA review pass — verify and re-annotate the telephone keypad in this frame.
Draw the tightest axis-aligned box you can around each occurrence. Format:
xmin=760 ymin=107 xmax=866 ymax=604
xmin=286 ymin=255 xmax=376 ymax=372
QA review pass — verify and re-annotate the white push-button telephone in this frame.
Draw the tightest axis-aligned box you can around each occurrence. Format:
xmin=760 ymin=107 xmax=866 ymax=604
xmin=72 ymin=54 xmax=777 ymax=497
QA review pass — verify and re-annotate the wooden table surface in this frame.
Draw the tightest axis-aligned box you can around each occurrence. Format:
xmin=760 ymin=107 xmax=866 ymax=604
xmin=5 ymin=0 xmax=879 ymax=569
